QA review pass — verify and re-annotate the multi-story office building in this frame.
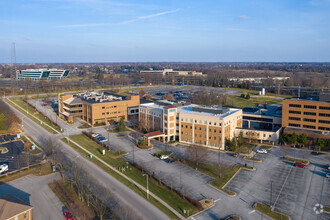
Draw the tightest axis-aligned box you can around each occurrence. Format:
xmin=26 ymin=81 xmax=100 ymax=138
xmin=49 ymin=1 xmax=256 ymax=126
xmin=282 ymin=98 xmax=330 ymax=140
xmin=58 ymin=91 xmax=139 ymax=125
xmin=16 ymin=69 xmax=70 ymax=80
xmin=282 ymin=99 xmax=330 ymax=131
xmin=235 ymin=104 xmax=282 ymax=144
xmin=139 ymin=101 xmax=242 ymax=149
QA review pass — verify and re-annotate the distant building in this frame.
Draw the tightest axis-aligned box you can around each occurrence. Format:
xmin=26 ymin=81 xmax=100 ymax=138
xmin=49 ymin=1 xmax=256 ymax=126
xmin=140 ymin=69 xmax=204 ymax=76
xmin=58 ymin=91 xmax=140 ymax=125
xmin=16 ymin=69 xmax=70 ymax=80
xmin=139 ymin=100 xmax=242 ymax=149
xmin=0 ymin=194 xmax=33 ymax=220
xmin=282 ymin=98 xmax=330 ymax=140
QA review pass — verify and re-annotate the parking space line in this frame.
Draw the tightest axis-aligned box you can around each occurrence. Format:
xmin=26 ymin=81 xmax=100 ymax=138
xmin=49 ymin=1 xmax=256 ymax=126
xmin=248 ymin=210 xmax=255 ymax=214
xmin=214 ymin=198 xmax=221 ymax=203
xmin=273 ymin=165 xmax=293 ymax=208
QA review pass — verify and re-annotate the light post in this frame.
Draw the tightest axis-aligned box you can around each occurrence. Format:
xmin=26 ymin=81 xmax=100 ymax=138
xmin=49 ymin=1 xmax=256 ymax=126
xmin=142 ymin=174 xmax=149 ymax=199
xmin=2 ymin=91 xmax=5 ymax=98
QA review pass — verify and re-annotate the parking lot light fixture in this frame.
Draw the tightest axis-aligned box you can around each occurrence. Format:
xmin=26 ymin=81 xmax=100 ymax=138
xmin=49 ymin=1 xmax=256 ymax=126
xmin=142 ymin=174 xmax=149 ymax=199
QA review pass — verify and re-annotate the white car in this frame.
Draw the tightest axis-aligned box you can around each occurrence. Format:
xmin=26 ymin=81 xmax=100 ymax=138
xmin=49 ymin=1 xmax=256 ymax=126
xmin=0 ymin=164 xmax=8 ymax=174
xmin=160 ymin=155 xmax=169 ymax=160
xmin=257 ymin=149 xmax=268 ymax=154
xmin=92 ymin=133 xmax=100 ymax=137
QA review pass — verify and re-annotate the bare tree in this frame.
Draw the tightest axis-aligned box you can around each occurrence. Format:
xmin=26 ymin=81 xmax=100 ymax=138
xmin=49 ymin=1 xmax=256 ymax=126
xmin=185 ymin=145 xmax=209 ymax=170
xmin=42 ymin=137 xmax=60 ymax=165
xmin=23 ymin=141 xmax=31 ymax=168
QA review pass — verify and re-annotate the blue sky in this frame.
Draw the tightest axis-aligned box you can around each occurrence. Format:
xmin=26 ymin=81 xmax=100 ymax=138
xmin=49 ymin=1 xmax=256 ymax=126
xmin=1 ymin=0 xmax=330 ymax=63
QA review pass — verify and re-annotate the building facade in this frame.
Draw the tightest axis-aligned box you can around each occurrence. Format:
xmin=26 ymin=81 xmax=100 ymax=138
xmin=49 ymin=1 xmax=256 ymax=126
xmin=16 ymin=69 xmax=70 ymax=80
xmin=139 ymin=101 xmax=242 ymax=150
xmin=282 ymin=99 xmax=330 ymax=131
xmin=58 ymin=91 xmax=139 ymax=125
xmin=0 ymin=194 xmax=33 ymax=220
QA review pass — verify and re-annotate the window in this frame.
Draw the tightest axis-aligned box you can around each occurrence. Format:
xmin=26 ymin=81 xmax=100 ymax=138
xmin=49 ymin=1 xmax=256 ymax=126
xmin=303 ymin=125 xmax=316 ymax=129
xmin=102 ymin=106 xmax=105 ymax=109
xmin=195 ymin=120 xmax=197 ymax=123
xmin=319 ymin=113 xmax=330 ymax=117
xmin=24 ymin=213 xmax=27 ymax=219
xmin=195 ymin=127 xmax=197 ymax=130
xmin=209 ymin=136 xmax=211 ymax=139
xmin=289 ymin=104 xmax=301 ymax=108
xmin=190 ymin=126 xmax=192 ymax=129
xmin=181 ymin=132 xmax=183 ymax=134
xmin=269 ymin=135 xmax=271 ymax=137
xmin=303 ymin=118 xmax=316 ymax=122
xmin=214 ymin=122 xmax=216 ymax=125
xmin=319 ymin=127 xmax=330 ymax=131
xmin=219 ymin=130 xmax=221 ymax=133
xmin=200 ymin=134 xmax=201 ymax=137
xmin=102 ymin=113 xmax=105 ymax=115
xmin=289 ymin=117 xmax=301 ymax=121
xmin=181 ymin=125 xmax=183 ymax=128
xmin=199 ymin=127 xmax=202 ymax=130
xmin=214 ymin=137 xmax=216 ymax=140
xmin=304 ymin=105 xmax=316 ymax=109
xmin=214 ymin=129 xmax=216 ymax=132
xmin=209 ymin=122 xmax=211 ymax=125
xmin=289 ymin=123 xmax=300 ymax=127
xmin=185 ymin=125 xmax=187 ymax=128
xmin=190 ymin=119 xmax=193 ymax=122
xmin=303 ymin=112 xmax=316 ymax=116
xmin=319 ymin=120 xmax=330 ymax=124
xmin=319 ymin=106 xmax=330 ymax=110
xmin=209 ymin=129 xmax=211 ymax=132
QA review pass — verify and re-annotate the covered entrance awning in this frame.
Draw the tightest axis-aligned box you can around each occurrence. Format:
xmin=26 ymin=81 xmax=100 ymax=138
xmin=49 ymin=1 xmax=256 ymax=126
xmin=144 ymin=131 xmax=165 ymax=146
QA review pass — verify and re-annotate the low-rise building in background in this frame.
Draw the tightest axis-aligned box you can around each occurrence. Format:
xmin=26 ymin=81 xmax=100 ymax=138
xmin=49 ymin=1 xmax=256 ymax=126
xmin=16 ymin=69 xmax=70 ymax=80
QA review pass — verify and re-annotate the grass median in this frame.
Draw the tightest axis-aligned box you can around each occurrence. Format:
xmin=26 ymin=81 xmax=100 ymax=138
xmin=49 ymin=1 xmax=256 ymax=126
xmin=282 ymin=156 xmax=309 ymax=165
xmin=7 ymin=97 xmax=61 ymax=134
xmin=63 ymin=134 xmax=199 ymax=218
xmin=254 ymin=203 xmax=289 ymax=220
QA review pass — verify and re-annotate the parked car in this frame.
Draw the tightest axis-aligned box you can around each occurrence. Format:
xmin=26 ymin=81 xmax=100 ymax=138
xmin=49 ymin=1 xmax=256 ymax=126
xmin=294 ymin=162 xmax=306 ymax=168
xmin=0 ymin=164 xmax=8 ymax=174
xmin=97 ymin=137 xmax=107 ymax=142
xmin=257 ymin=149 xmax=268 ymax=154
xmin=327 ymin=164 xmax=330 ymax=170
xmin=91 ymin=133 xmax=100 ymax=137
xmin=64 ymin=211 xmax=74 ymax=220
xmin=326 ymin=173 xmax=330 ymax=178
xmin=233 ymin=153 xmax=238 ymax=158
xmin=42 ymin=104 xmax=47 ymax=106
xmin=160 ymin=155 xmax=169 ymax=160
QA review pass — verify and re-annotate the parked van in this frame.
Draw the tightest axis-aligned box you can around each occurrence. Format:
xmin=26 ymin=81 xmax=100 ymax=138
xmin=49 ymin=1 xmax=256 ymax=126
xmin=0 ymin=164 xmax=8 ymax=174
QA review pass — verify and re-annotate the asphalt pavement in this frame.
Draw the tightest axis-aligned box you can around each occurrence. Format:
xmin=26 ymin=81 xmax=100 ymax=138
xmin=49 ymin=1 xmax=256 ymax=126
xmin=0 ymin=173 xmax=64 ymax=220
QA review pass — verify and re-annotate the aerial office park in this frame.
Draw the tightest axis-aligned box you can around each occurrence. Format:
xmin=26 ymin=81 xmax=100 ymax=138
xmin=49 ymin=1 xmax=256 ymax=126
xmin=58 ymin=87 xmax=330 ymax=149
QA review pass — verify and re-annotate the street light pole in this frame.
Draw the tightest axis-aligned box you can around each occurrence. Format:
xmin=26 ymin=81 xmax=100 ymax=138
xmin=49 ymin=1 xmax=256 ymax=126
xmin=142 ymin=174 xmax=149 ymax=199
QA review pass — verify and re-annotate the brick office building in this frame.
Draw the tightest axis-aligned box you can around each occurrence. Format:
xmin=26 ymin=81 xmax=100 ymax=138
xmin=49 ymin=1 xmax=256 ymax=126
xmin=139 ymin=101 xmax=242 ymax=150
xmin=58 ymin=91 xmax=139 ymax=125
xmin=282 ymin=98 xmax=330 ymax=140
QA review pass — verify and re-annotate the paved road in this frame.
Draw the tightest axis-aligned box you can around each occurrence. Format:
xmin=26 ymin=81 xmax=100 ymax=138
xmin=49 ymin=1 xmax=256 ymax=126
xmin=93 ymin=128 xmax=267 ymax=220
xmin=6 ymin=99 xmax=170 ymax=220
xmin=0 ymin=173 xmax=64 ymax=220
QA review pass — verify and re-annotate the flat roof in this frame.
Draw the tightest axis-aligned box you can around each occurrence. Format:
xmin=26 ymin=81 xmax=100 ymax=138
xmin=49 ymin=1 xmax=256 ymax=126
xmin=285 ymin=98 xmax=329 ymax=103
xmin=177 ymin=104 xmax=240 ymax=118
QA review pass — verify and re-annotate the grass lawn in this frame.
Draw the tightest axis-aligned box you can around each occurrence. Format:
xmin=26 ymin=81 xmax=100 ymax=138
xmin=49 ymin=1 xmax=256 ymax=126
xmin=260 ymin=145 xmax=272 ymax=149
xmin=324 ymin=206 xmax=330 ymax=213
xmin=282 ymin=156 xmax=309 ymax=165
xmin=254 ymin=203 xmax=289 ymax=220
xmin=20 ymin=136 xmax=42 ymax=154
xmin=311 ymin=151 xmax=325 ymax=156
xmin=77 ymin=123 xmax=91 ymax=129
xmin=0 ymin=162 xmax=53 ymax=185
xmin=49 ymin=180 xmax=97 ymax=219
xmin=64 ymin=134 xmax=199 ymax=218
xmin=181 ymin=159 xmax=253 ymax=196
xmin=154 ymin=151 xmax=172 ymax=158
xmin=244 ymin=156 xmax=261 ymax=162
xmin=219 ymin=87 xmax=259 ymax=95
xmin=7 ymin=97 xmax=61 ymax=134
xmin=108 ymin=128 xmax=131 ymax=133
xmin=226 ymin=95 xmax=282 ymax=108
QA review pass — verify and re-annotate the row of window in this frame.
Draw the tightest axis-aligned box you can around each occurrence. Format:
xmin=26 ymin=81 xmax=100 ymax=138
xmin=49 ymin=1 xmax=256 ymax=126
xmin=180 ymin=138 xmax=221 ymax=147
xmin=102 ymin=111 xmax=124 ymax=115
xmin=288 ymin=117 xmax=330 ymax=124
xmin=181 ymin=125 xmax=222 ymax=133
xmin=181 ymin=118 xmax=222 ymax=126
xmin=181 ymin=132 xmax=222 ymax=140
xmin=289 ymin=111 xmax=330 ymax=117
xmin=288 ymin=123 xmax=330 ymax=130
xmin=289 ymin=104 xmax=330 ymax=110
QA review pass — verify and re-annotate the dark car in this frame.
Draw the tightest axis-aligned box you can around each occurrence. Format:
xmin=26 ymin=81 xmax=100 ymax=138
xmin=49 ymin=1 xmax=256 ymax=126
xmin=64 ymin=211 xmax=74 ymax=220
xmin=294 ymin=162 xmax=306 ymax=168
xmin=233 ymin=153 xmax=238 ymax=158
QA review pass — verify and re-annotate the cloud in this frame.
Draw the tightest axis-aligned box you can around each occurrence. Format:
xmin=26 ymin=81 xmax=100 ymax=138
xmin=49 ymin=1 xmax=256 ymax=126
xmin=57 ymin=8 xmax=180 ymax=28
xmin=237 ymin=15 xmax=249 ymax=20
xmin=118 ymin=8 xmax=180 ymax=25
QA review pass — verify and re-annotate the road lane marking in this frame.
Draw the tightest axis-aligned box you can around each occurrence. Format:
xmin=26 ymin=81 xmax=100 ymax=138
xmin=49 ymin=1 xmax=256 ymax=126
xmin=249 ymin=210 xmax=255 ymax=214
xmin=214 ymin=198 xmax=221 ymax=203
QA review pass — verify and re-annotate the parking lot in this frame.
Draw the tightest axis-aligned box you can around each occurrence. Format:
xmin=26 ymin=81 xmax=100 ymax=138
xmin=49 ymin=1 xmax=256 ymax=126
xmin=0 ymin=138 xmax=42 ymax=174
xmin=224 ymin=147 xmax=330 ymax=220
